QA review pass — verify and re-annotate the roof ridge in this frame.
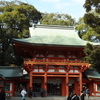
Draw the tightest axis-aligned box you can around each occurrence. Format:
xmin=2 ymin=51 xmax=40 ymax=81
xmin=32 ymin=24 xmax=74 ymax=30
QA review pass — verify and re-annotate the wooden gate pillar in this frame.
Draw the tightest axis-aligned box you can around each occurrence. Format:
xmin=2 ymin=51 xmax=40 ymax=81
xmin=44 ymin=65 xmax=48 ymax=96
xmin=44 ymin=72 xmax=47 ymax=96
xmin=66 ymin=72 xmax=69 ymax=97
xmin=66 ymin=65 xmax=70 ymax=97
xmin=29 ymin=71 xmax=33 ymax=88
xmin=79 ymin=73 xmax=82 ymax=95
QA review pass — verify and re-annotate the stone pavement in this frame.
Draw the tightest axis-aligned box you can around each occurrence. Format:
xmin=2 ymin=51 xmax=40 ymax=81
xmin=6 ymin=96 xmax=100 ymax=100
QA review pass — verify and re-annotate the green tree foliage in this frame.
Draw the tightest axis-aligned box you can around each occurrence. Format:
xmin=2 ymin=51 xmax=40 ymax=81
xmin=76 ymin=17 xmax=98 ymax=42
xmin=40 ymin=13 xmax=76 ymax=26
xmin=84 ymin=43 xmax=100 ymax=73
xmin=83 ymin=0 xmax=100 ymax=37
xmin=0 ymin=0 xmax=42 ymax=66
xmin=83 ymin=0 xmax=100 ymax=72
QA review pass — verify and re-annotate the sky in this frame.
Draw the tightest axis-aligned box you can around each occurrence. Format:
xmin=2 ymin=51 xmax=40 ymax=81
xmin=4 ymin=0 xmax=86 ymax=21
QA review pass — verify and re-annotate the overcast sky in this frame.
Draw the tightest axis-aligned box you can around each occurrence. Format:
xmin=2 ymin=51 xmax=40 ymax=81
xmin=5 ymin=0 xmax=86 ymax=21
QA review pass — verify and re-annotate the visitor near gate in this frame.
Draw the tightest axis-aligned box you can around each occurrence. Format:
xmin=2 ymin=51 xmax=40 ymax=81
xmin=33 ymin=85 xmax=37 ymax=97
xmin=28 ymin=87 xmax=33 ymax=98
xmin=71 ymin=93 xmax=79 ymax=100
xmin=40 ymin=87 xmax=44 ymax=97
xmin=67 ymin=93 xmax=73 ymax=100
xmin=80 ymin=91 xmax=85 ymax=100
xmin=85 ymin=88 xmax=89 ymax=100
xmin=21 ymin=88 xmax=27 ymax=100
xmin=0 ymin=87 xmax=5 ymax=100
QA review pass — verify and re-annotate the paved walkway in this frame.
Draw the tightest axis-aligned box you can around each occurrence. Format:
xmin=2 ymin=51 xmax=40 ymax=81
xmin=6 ymin=96 xmax=100 ymax=100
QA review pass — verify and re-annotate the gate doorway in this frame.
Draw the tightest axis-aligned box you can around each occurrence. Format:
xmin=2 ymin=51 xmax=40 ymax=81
xmin=32 ymin=83 xmax=41 ymax=97
xmin=47 ymin=78 xmax=62 ymax=96
xmin=47 ymin=83 xmax=61 ymax=95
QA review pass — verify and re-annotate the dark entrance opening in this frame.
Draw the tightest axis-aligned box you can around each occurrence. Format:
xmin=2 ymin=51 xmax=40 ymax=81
xmin=32 ymin=83 xmax=41 ymax=96
xmin=47 ymin=83 xmax=61 ymax=96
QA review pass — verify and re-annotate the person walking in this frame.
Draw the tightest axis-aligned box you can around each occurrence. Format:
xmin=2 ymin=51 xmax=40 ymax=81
xmin=67 ymin=93 xmax=73 ymax=100
xmin=80 ymin=91 xmax=85 ymax=100
xmin=33 ymin=86 xmax=36 ymax=97
xmin=21 ymin=87 xmax=27 ymax=100
xmin=71 ymin=93 xmax=79 ymax=100
xmin=40 ymin=87 xmax=44 ymax=97
xmin=85 ymin=88 xmax=89 ymax=100
xmin=0 ymin=87 xmax=5 ymax=100
xmin=28 ymin=87 xmax=33 ymax=98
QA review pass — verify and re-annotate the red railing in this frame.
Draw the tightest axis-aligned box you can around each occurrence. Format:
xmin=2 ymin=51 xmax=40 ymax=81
xmin=24 ymin=58 xmax=88 ymax=63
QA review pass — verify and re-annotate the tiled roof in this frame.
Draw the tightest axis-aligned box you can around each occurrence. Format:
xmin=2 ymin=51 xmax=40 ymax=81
xmin=11 ymin=24 xmax=100 ymax=47
xmin=0 ymin=66 xmax=23 ymax=77
xmin=84 ymin=69 xmax=100 ymax=79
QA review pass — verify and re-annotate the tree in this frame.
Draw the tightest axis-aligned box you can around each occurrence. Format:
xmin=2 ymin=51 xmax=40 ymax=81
xmin=83 ymin=0 xmax=100 ymax=72
xmin=0 ymin=0 xmax=42 ymax=66
xmin=84 ymin=43 xmax=100 ymax=73
xmin=83 ymin=0 xmax=100 ymax=39
xmin=40 ymin=12 xmax=76 ymax=26
xmin=76 ymin=0 xmax=100 ymax=42
xmin=76 ymin=17 xmax=98 ymax=42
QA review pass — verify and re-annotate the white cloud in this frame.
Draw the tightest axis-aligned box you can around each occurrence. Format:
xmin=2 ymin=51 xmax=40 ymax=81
xmin=54 ymin=2 xmax=69 ymax=10
xmin=41 ymin=0 xmax=85 ymax=5
xmin=41 ymin=0 xmax=60 ymax=3
xmin=73 ymin=0 xmax=85 ymax=4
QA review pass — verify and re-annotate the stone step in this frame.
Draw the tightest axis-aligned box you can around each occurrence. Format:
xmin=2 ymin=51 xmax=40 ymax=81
xmin=8 ymin=96 xmax=67 ymax=100
xmin=6 ymin=96 xmax=100 ymax=100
